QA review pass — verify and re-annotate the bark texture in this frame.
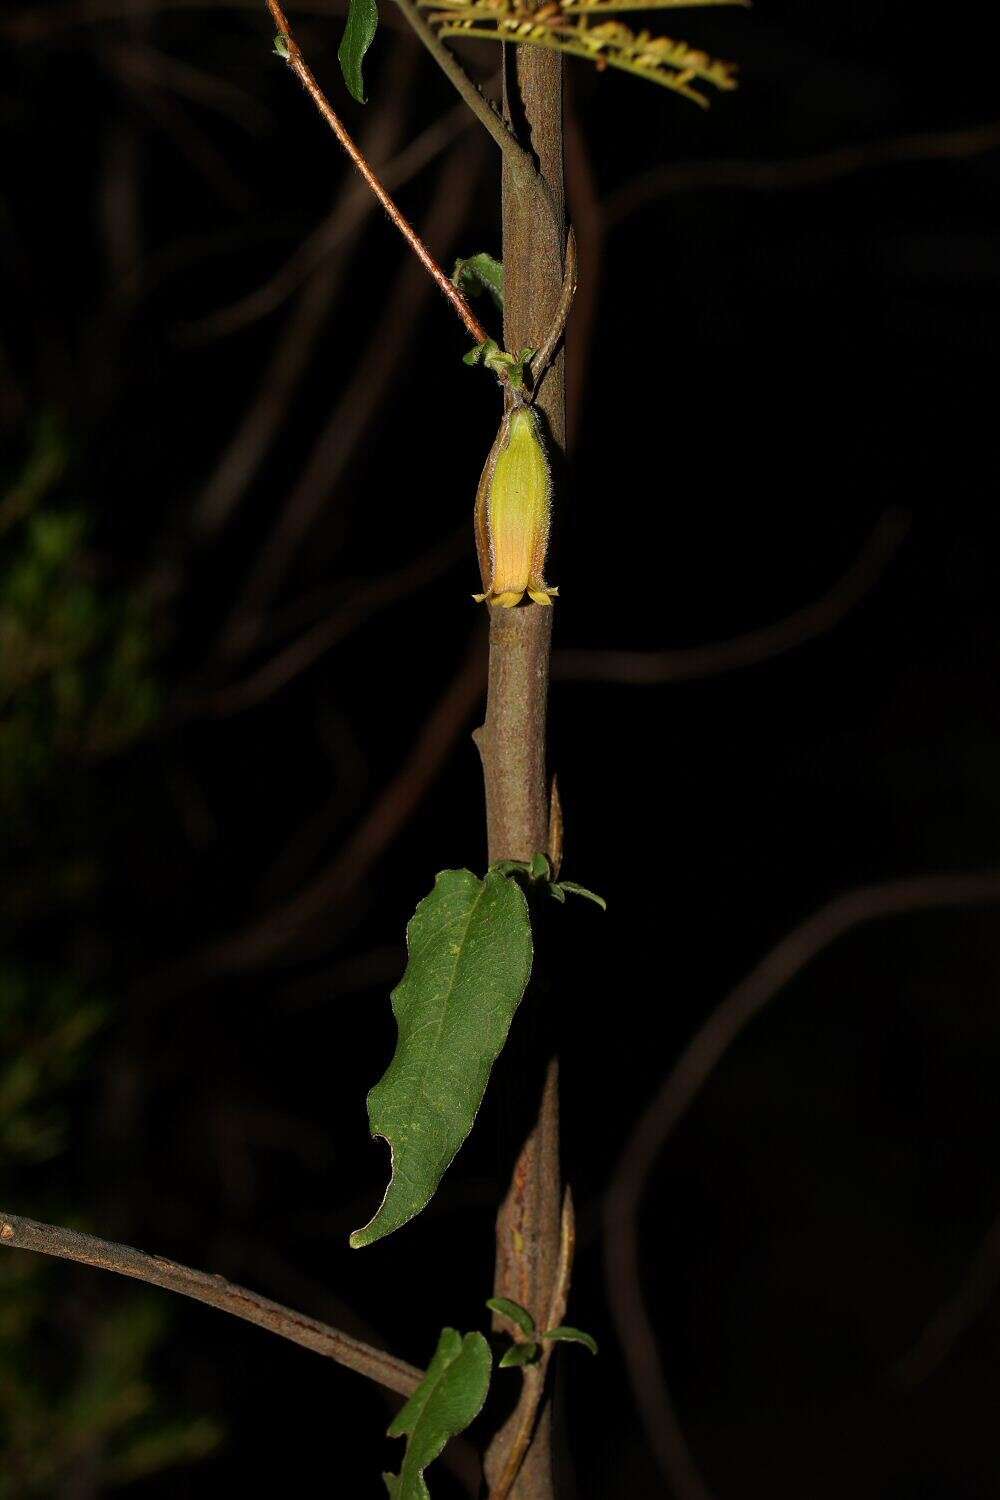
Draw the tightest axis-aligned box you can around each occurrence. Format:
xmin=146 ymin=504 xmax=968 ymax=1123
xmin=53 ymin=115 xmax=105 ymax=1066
xmin=477 ymin=43 xmax=566 ymax=1500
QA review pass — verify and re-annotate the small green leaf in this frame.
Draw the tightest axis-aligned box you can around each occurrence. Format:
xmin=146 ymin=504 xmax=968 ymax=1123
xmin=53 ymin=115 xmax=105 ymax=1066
xmin=463 ymin=338 xmax=500 ymax=368
xmin=549 ymin=883 xmax=566 ymax=904
xmin=540 ymin=1326 xmax=599 ymax=1355
xmin=486 ymin=1297 xmax=535 ymax=1336
xmin=462 ymin=340 xmax=536 ymax=391
xmin=338 ymin=0 xmax=379 ymax=103
xmin=273 ymin=32 xmax=290 ymax=59
xmin=351 ymin=869 xmax=533 ymax=1247
xmin=490 ymin=854 xmax=550 ymax=885
xmin=452 ymin=253 xmax=504 ymax=310
xmin=499 ymin=1341 xmax=539 ymax=1368
xmin=504 ymin=347 xmax=536 ymax=391
xmin=385 ymin=1329 xmax=492 ymax=1500
xmin=553 ymin=881 xmax=607 ymax=912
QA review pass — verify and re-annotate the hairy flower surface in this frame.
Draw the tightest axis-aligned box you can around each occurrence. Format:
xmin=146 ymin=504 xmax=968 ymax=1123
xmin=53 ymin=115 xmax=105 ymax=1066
xmin=474 ymin=405 xmax=557 ymax=608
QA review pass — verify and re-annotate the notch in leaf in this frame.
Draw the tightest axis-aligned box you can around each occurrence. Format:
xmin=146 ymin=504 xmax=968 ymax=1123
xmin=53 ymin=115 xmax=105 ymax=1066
xmin=351 ymin=869 xmax=533 ymax=1248
xmin=338 ymin=0 xmax=379 ymax=103
xmin=385 ymin=1329 xmax=492 ymax=1499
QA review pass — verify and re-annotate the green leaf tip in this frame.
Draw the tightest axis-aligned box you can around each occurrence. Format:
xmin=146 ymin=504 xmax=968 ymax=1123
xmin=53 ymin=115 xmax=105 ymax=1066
xmin=351 ymin=868 xmax=533 ymax=1248
xmin=489 ymin=855 xmax=606 ymax=911
xmin=272 ymin=32 xmax=290 ymax=59
xmin=486 ymin=1296 xmax=535 ymax=1335
xmin=553 ymin=880 xmax=607 ymax=911
xmin=499 ymin=1341 xmax=539 ymax=1368
xmin=384 ymin=1329 xmax=492 ymax=1499
xmin=452 ymin=252 xmax=504 ymax=311
xmin=463 ymin=337 xmax=500 ymax=368
xmin=541 ymin=1325 xmax=599 ymax=1355
xmin=338 ymin=0 xmax=379 ymax=103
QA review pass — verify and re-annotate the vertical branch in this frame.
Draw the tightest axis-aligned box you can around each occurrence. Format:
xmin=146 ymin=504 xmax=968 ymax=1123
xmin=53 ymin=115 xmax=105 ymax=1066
xmin=475 ymin=44 xmax=566 ymax=1500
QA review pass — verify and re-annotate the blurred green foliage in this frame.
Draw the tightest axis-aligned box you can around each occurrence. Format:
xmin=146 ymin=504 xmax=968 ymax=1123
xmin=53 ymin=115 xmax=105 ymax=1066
xmin=0 ymin=422 xmax=220 ymax=1494
xmin=0 ymin=968 xmax=104 ymax=1168
xmin=1 ymin=421 xmax=158 ymax=814
xmin=0 ymin=1251 xmax=221 ymax=1496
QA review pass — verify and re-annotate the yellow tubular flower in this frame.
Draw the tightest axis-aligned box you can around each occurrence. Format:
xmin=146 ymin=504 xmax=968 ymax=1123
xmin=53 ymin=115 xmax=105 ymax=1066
xmin=473 ymin=404 xmax=558 ymax=608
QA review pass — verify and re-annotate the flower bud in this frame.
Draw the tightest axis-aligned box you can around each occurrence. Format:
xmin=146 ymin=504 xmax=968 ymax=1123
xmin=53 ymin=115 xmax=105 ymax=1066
xmin=473 ymin=405 xmax=558 ymax=608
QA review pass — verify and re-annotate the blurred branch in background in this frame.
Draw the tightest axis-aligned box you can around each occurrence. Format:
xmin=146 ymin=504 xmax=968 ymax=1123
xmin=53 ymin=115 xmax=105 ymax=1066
xmin=604 ymin=873 xmax=1000 ymax=1500
xmin=145 ymin=631 xmax=487 ymax=997
xmin=188 ymin=37 xmax=427 ymax=543
xmin=3 ymin=0 xmax=351 ymax=43
xmin=6 ymin=0 xmax=1000 ymax=1492
xmin=553 ymin=508 xmax=909 ymax=686
xmin=181 ymin=96 xmax=470 ymax=346
xmin=895 ymin=1207 xmax=1000 ymax=1388
xmin=211 ymin=132 xmax=489 ymax=664
xmin=605 ymin=116 xmax=1000 ymax=223
xmin=187 ymin=507 xmax=907 ymax=722
xmin=197 ymin=522 xmax=468 ymax=717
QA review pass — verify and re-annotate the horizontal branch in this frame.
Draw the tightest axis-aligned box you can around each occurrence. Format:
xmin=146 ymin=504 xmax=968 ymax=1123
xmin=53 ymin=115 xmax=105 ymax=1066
xmin=0 ymin=1209 xmax=422 ymax=1398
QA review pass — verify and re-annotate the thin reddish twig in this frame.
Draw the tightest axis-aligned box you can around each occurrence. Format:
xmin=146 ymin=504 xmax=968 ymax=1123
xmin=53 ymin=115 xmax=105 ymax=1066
xmin=266 ymin=0 xmax=488 ymax=344
xmin=211 ymin=133 xmax=487 ymax=662
xmin=190 ymin=37 xmax=422 ymax=539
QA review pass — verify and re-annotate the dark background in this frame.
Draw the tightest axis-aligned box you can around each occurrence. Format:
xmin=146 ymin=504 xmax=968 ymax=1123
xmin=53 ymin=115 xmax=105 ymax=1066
xmin=3 ymin=0 xmax=1000 ymax=1494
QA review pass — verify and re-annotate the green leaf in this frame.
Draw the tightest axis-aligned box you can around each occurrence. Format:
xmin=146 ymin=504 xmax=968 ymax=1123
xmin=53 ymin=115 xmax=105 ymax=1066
xmin=540 ymin=1325 xmax=599 ymax=1355
xmin=499 ymin=1341 xmax=539 ymax=1368
xmin=486 ymin=1297 xmax=535 ymax=1336
xmin=553 ymin=881 xmax=607 ymax=912
xmin=351 ymin=869 xmax=533 ymax=1247
xmin=490 ymin=854 xmax=550 ymax=884
xmin=338 ymin=0 xmax=379 ymax=103
xmin=452 ymin=253 xmax=504 ymax=310
xmin=273 ymin=32 xmax=290 ymax=59
xmin=463 ymin=337 xmax=500 ymax=368
xmin=461 ymin=340 xmax=535 ymax=390
xmin=384 ymin=1329 xmax=492 ymax=1500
